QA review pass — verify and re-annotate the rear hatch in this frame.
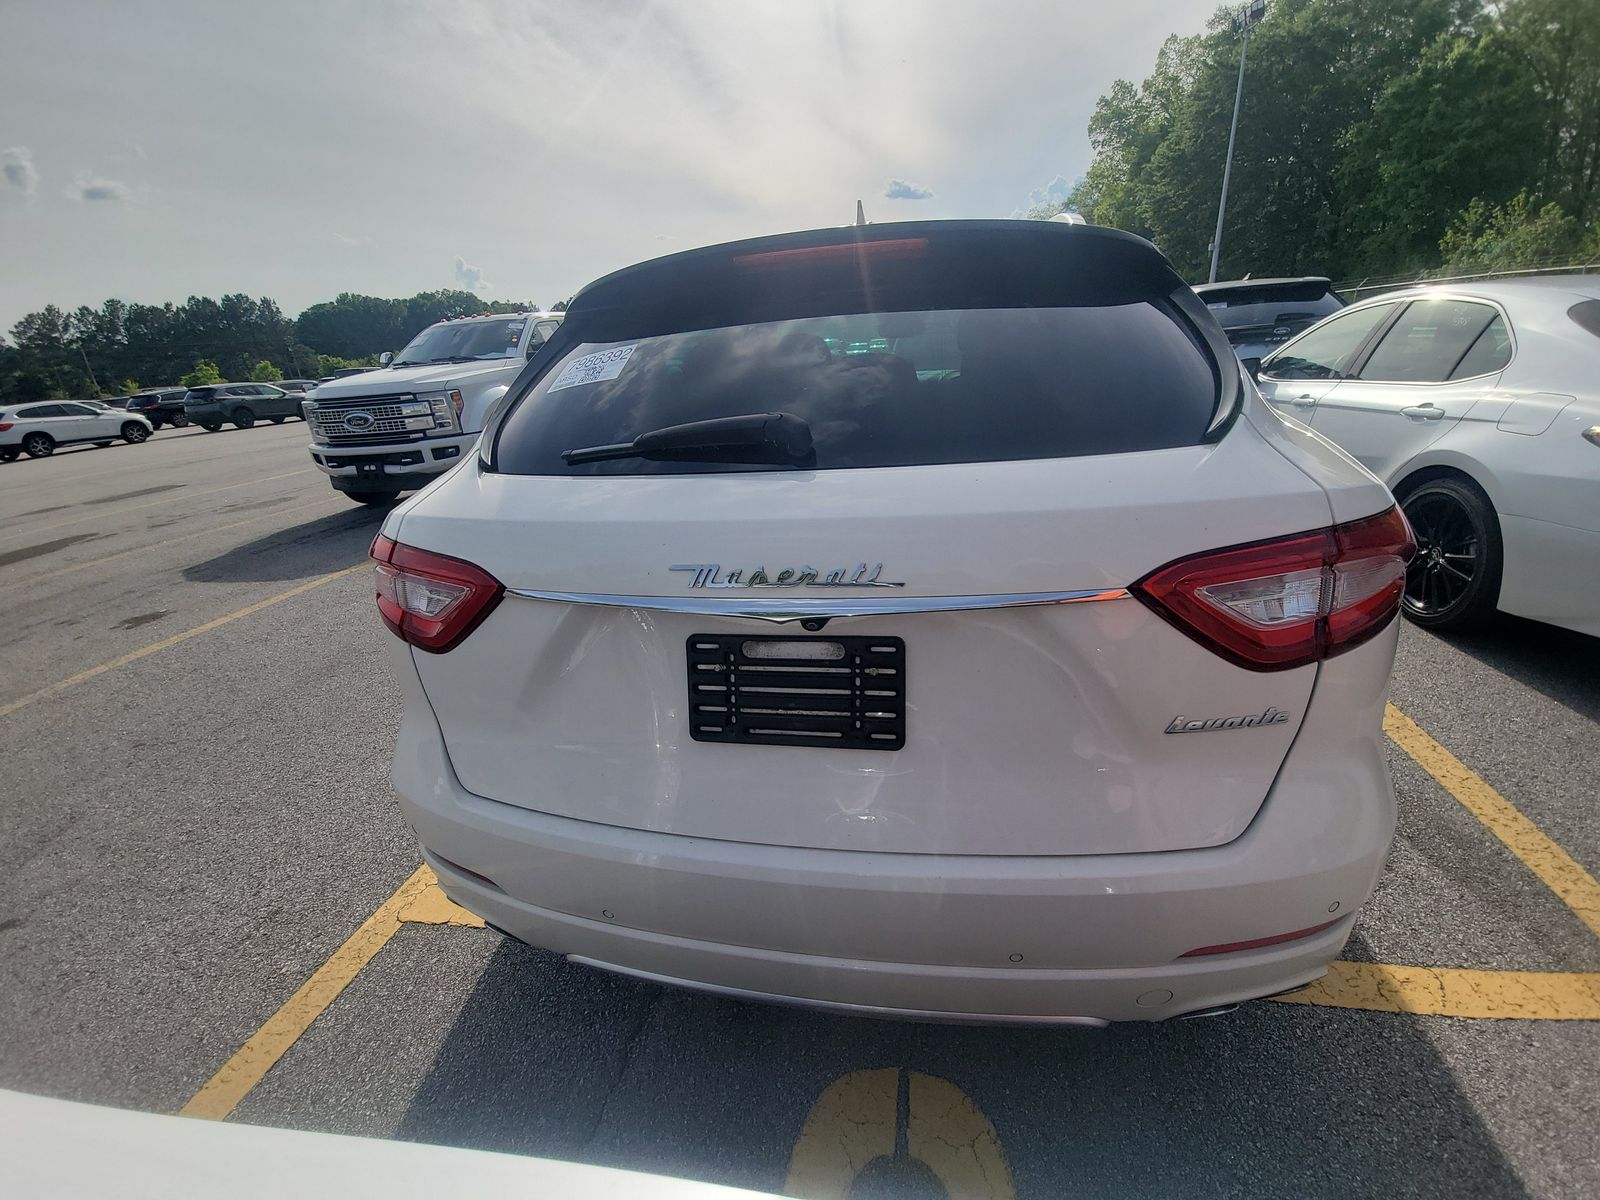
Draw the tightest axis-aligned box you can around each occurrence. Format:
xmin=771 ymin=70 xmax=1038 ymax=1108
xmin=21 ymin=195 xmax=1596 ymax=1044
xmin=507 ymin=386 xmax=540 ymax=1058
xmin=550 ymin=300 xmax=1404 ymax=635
xmin=396 ymin=223 xmax=1339 ymax=856
xmin=1198 ymin=278 xmax=1345 ymax=359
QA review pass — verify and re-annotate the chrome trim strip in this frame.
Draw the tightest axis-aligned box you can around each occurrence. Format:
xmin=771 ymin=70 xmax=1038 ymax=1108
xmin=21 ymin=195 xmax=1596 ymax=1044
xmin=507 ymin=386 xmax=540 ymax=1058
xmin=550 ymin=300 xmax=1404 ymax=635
xmin=565 ymin=956 xmax=1111 ymax=1027
xmin=506 ymin=586 xmax=1131 ymax=622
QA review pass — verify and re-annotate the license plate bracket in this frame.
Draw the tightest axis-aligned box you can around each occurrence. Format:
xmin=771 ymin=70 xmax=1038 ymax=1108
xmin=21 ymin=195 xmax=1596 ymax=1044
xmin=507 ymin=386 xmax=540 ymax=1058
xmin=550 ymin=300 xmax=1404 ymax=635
xmin=686 ymin=634 xmax=905 ymax=751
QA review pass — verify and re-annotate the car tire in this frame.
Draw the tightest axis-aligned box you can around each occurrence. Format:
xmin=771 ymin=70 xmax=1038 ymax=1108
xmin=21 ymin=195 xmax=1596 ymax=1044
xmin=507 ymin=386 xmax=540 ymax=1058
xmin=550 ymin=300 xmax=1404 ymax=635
xmin=199 ymin=420 xmax=222 ymax=433
xmin=22 ymin=432 xmax=54 ymax=458
xmin=0 ymin=447 xmax=19 ymax=462
xmin=1398 ymin=476 xmax=1503 ymax=632
xmin=147 ymin=417 xmax=163 ymax=430
xmin=346 ymin=490 xmax=402 ymax=506
xmin=269 ymin=416 xmax=286 ymax=424
xmin=121 ymin=422 xmax=150 ymax=445
xmin=169 ymin=413 xmax=189 ymax=428
xmin=232 ymin=407 xmax=256 ymax=430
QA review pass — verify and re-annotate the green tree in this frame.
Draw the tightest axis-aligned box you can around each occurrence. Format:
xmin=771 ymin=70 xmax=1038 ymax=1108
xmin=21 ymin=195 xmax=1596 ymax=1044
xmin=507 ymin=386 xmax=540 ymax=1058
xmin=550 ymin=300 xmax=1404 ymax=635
xmin=248 ymin=359 xmax=283 ymax=382
xmin=118 ymin=378 xmax=141 ymax=394
xmin=179 ymin=360 xmax=224 ymax=388
xmin=1438 ymin=190 xmax=1589 ymax=270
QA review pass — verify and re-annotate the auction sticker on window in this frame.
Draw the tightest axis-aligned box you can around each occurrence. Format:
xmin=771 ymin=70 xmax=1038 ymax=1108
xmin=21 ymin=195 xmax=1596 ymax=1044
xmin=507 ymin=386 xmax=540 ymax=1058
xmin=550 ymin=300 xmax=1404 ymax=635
xmin=547 ymin=344 xmax=638 ymax=393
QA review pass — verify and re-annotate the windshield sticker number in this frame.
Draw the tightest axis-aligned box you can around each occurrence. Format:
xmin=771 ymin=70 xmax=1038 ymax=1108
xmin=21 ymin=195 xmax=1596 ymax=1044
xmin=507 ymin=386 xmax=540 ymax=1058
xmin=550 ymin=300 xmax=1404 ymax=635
xmin=547 ymin=345 xmax=637 ymax=393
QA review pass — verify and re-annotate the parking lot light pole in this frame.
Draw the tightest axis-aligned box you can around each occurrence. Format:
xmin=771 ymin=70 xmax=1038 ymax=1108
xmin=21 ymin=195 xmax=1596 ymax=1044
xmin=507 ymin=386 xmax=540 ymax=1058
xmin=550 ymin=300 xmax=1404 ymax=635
xmin=1209 ymin=0 xmax=1266 ymax=284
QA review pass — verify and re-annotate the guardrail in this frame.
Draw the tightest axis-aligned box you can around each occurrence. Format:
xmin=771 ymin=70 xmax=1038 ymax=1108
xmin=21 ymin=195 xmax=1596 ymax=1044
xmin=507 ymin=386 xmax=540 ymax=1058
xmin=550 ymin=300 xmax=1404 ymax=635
xmin=1335 ymin=260 xmax=1600 ymax=303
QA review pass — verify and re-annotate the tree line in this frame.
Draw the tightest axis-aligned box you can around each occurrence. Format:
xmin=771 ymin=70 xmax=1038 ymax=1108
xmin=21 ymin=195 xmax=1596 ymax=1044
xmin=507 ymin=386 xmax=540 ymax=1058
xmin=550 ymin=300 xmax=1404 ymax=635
xmin=1044 ymin=0 xmax=1599 ymax=283
xmin=0 ymin=289 xmax=565 ymax=404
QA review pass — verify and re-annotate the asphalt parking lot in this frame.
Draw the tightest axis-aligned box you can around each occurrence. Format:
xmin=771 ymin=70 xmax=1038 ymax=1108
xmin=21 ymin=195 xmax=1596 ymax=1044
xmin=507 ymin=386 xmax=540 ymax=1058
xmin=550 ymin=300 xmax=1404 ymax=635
xmin=1 ymin=423 xmax=1598 ymax=1198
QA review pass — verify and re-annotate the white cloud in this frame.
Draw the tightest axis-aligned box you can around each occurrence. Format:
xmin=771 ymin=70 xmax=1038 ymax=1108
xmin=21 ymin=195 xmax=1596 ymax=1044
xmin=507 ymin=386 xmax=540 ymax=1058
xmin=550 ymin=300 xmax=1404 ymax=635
xmin=884 ymin=179 xmax=934 ymax=201
xmin=2 ymin=146 xmax=38 ymax=198
xmin=71 ymin=175 xmax=133 ymax=203
xmin=453 ymin=255 xmax=490 ymax=294
xmin=1016 ymin=174 xmax=1077 ymax=216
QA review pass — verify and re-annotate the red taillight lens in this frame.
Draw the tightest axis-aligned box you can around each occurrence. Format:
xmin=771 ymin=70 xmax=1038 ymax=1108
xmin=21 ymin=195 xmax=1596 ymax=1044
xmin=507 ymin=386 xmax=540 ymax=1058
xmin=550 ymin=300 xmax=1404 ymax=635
xmin=732 ymin=237 xmax=928 ymax=271
xmin=1133 ymin=506 xmax=1415 ymax=672
xmin=1179 ymin=915 xmax=1346 ymax=958
xmin=369 ymin=534 xmax=504 ymax=653
xmin=0 ymin=422 xmax=11 ymax=432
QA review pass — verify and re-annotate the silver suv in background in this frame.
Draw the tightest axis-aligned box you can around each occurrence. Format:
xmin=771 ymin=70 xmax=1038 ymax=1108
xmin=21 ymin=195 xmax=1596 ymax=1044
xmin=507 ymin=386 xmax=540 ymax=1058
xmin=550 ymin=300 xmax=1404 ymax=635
xmin=1194 ymin=277 xmax=1346 ymax=378
xmin=303 ymin=312 xmax=563 ymax=505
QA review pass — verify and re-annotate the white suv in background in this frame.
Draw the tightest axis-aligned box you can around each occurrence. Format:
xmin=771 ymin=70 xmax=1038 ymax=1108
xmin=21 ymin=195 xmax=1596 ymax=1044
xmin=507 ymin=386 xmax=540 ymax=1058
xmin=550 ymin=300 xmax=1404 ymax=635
xmin=372 ymin=221 xmax=1414 ymax=1024
xmin=0 ymin=401 xmax=153 ymax=459
xmin=304 ymin=312 xmax=563 ymax=505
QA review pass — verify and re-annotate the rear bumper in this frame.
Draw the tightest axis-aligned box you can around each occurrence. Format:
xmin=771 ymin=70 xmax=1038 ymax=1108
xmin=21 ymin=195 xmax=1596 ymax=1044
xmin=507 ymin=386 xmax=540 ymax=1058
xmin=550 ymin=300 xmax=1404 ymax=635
xmin=1497 ymin=514 xmax=1600 ymax=637
xmin=389 ymin=627 xmax=1399 ymax=1023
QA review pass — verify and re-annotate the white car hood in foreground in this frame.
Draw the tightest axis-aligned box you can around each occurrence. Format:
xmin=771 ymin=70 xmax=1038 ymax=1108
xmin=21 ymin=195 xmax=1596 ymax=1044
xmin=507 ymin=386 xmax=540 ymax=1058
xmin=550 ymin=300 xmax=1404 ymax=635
xmin=311 ymin=359 xmax=515 ymax=399
xmin=2 ymin=1089 xmax=770 ymax=1199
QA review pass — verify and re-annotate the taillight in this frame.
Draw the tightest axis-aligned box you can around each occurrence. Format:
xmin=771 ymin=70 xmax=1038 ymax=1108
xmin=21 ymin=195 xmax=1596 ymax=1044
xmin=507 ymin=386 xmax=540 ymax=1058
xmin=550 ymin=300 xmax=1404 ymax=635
xmin=1133 ymin=506 xmax=1415 ymax=671
xmin=370 ymin=534 xmax=504 ymax=653
xmin=0 ymin=422 xmax=12 ymax=432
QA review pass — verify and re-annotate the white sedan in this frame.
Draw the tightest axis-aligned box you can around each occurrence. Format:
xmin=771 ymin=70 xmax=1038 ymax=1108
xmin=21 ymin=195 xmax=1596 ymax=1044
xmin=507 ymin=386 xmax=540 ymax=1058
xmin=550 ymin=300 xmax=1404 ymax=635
xmin=0 ymin=400 xmax=153 ymax=459
xmin=1257 ymin=278 xmax=1600 ymax=636
xmin=370 ymin=220 xmax=1414 ymax=1024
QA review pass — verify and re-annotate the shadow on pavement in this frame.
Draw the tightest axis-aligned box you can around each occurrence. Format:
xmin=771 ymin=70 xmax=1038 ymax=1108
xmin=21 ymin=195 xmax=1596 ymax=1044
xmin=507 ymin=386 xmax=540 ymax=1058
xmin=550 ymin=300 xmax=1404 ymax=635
xmin=395 ymin=938 xmax=1527 ymax=1199
xmin=182 ymin=506 xmax=388 ymax=583
xmin=1434 ymin=613 xmax=1600 ymax=723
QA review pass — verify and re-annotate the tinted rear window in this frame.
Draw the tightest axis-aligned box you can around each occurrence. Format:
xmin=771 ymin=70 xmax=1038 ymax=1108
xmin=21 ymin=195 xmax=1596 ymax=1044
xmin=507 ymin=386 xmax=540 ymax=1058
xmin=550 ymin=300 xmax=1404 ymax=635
xmin=185 ymin=388 xmax=217 ymax=399
xmin=494 ymin=304 xmax=1219 ymax=475
xmin=1569 ymin=299 xmax=1600 ymax=339
xmin=1204 ymin=293 xmax=1344 ymax=331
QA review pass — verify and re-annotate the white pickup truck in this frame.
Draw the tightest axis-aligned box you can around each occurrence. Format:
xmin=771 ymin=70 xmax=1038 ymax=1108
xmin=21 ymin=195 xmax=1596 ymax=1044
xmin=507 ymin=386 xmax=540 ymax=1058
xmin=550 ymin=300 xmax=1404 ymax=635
xmin=303 ymin=311 xmax=563 ymax=504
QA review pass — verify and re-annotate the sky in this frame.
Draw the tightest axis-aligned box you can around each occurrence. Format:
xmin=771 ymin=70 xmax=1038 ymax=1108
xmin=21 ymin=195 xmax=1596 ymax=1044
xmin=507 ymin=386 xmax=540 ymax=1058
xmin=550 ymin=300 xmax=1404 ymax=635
xmin=0 ymin=0 xmax=1215 ymax=332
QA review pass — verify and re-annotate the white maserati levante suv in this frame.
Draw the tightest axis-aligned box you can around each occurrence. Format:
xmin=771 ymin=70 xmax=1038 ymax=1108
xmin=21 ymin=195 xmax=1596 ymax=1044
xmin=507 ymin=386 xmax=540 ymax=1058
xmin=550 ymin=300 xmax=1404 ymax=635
xmin=372 ymin=221 xmax=1414 ymax=1023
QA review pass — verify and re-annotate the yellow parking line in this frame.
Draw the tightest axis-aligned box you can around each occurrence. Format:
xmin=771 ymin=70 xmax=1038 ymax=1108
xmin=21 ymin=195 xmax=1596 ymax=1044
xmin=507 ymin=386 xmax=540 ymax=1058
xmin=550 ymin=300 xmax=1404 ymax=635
xmin=180 ymin=866 xmax=433 ymax=1121
xmin=1385 ymin=702 xmax=1600 ymax=940
xmin=0 ymin=562 xmax=366 ymax=720
xmin=0 ymin=497 xmax=334 ymax=590
xmin=1275 ymin=961 xmax=1600 ymax=1019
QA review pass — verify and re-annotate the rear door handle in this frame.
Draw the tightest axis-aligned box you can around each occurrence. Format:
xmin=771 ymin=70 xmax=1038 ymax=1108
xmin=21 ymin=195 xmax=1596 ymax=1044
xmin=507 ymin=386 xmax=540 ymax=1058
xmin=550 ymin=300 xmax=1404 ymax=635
xmin=1402 ymin=403 xmax=1446 ymax=421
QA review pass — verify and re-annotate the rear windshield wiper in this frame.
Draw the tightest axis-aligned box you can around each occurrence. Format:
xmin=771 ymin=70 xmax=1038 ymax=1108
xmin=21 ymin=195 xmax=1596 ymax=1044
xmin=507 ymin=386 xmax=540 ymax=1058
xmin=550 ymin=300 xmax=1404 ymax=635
xmin=561 ymin=412 xmax=815 ymax=467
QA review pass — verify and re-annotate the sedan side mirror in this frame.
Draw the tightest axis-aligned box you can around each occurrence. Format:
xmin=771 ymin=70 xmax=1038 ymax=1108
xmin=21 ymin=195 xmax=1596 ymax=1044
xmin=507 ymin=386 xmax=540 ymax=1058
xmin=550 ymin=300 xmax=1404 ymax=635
xmin=378 ymin=351 xmax=394 ymax=367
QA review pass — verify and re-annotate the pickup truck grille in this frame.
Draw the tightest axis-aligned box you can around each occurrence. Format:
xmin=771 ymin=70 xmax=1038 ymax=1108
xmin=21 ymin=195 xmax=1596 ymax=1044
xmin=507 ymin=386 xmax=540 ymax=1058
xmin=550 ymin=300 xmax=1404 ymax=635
xmin=310 ymin=396 xmax=442 ymax=445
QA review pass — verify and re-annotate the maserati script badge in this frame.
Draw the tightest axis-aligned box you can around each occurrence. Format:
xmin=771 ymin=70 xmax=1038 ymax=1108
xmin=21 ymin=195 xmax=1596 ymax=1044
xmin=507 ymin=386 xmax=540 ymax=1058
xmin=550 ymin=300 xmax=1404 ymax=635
xmin=671 ymin=563 xmax=905 ymax=589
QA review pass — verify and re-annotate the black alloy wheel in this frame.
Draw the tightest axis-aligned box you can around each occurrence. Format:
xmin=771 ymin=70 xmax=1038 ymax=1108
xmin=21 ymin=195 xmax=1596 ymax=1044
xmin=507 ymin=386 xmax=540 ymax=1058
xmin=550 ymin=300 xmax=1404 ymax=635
xmin=1399 ymin=477 xmax=1502 ymax=631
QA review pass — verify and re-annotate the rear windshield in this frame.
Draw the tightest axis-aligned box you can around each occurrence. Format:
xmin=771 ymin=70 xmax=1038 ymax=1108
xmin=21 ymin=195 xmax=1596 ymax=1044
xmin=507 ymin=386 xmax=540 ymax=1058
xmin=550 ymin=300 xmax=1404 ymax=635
xmin=1203 ymin=291 xmax=1344 ymax=331
xmin=494 ymin=304 xmax=1219 ymax=475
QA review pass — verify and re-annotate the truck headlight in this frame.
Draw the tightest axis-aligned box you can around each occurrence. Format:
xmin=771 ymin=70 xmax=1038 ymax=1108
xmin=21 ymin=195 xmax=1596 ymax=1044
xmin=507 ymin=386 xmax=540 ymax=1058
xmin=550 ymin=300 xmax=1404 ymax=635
xmin=417 ymin=391 xmax=463 ymax=431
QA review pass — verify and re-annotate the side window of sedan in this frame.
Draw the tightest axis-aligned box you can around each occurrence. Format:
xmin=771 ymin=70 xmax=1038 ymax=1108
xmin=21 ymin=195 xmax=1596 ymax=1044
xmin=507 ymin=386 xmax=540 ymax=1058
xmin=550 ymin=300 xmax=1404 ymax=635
xmin=1262 ymin=303 xmax=1396 ymax=380
xmin=1357 ymin=299 xmax=1501 ymax=384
